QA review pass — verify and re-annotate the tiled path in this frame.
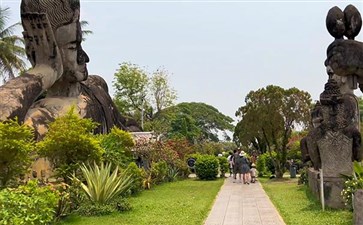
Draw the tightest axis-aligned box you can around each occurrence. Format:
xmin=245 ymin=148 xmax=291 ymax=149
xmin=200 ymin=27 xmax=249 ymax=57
xmin=204 ymin=177 xmax=286 ymax=225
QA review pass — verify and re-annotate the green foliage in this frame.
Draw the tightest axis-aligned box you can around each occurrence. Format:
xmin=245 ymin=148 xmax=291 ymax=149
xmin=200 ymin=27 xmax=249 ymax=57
xmin=195 ymin=155 xmax=219 ymax=180
xmin=166 ymin=166 xmax=179 ymax=182
xmin=287 ymin=140 xmax=302 ymax=160
xmin=0 ymin=7 xmax=27 ymax=81
xmin=150 ymin=68 xmax=177 ymax=113
xmin=37 ymin=108 xmax=103 ymax=181
xmin=72 ymin=162 xmax=133 ymax=204
xmin=99 ymin=127 xmax=135 ymax=168
xmin=173 ymin=159 xmax=190 ymax=179
xmin=112 ymin=196 xmax=132 ymax=212
xmin=260 ymin=178 xmax=352 ymax=225
xmin=124 ymin=162 xmax=143 ymax=195
xmin=152 ymin=102 xmax=234 ymax=143
xmin=256 ymin=152 xmax=276 ymax=177
xmin=217 ymin=156 xmax=229 ymax=177
xmin=59 ymin=179 xmax=224 ymax=225
xmin=150 ymin=161 xmax=168 ymax=184
xmin=0 ymin=118 xmax=34 ymax=187
xmin=192 ymin=141 xmax=225 ymax=155
xmin=76 ymin=202 xmax=116 ymax=217
xmin=113 ymin=62 xmax=149 ymax=116
xmin=298 ymin=167 xmax=308 ymax=185
xmin=0 ymin=180 xmax=60 ymax=225
xmin=234 ymin=85 xmax=311 ymax=178
xmin=341 ymin=161 xmax=363 ymax=208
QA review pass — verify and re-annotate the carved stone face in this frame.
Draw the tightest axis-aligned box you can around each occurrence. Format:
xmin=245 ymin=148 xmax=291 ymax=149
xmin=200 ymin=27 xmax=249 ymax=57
xmin=55 ymin=21 xmax=89 ymax=82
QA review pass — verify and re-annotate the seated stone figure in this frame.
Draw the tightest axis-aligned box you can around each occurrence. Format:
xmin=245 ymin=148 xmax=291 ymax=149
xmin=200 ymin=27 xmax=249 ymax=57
xmin=0 ymin=0 xmax=134 ymax=140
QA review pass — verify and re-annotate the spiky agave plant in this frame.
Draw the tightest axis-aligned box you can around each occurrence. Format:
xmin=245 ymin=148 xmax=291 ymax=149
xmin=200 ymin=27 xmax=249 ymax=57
xmin=73 ymin=162 xmax=133 ymax=204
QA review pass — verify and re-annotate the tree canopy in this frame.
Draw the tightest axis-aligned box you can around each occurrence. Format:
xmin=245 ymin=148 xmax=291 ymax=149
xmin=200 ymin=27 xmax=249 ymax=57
xmin=113 ymin=62 xmax=177 ymax=129
xmin=234 ymin=85 xmax=311 ymax=178
xmin=149 ymin=102 xmax=234 ymax=143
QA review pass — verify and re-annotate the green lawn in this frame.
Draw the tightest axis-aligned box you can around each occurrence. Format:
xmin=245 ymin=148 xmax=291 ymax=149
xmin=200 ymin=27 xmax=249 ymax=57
xmin=260 ymin=178 xmax=352 ymax=225
xmin=59 ymin=178 xmax=224 ymax=225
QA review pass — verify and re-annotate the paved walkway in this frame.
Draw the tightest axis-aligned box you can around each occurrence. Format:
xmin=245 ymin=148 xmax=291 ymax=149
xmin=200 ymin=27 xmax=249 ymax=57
xmin=204 ymin=177 xmax=286 ymax=225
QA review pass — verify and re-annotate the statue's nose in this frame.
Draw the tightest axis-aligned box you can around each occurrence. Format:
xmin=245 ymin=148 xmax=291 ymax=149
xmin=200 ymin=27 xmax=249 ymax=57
xmin=77 ymin=48 xmax=89 ymax=64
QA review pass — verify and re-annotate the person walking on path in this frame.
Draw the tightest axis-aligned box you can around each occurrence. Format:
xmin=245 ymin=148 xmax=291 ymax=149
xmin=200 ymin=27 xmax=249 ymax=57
xmin=227 ymin=152 xmax=234 ymax=177
xmin=232 ymin=149 xmax=239 ymax=180
xmin=250 ymin=163 xmax=258 ymax=183
xmin=233 ymin=151 xmax=244 ymax=183
xmin=240 ymin=151 xmax=250 ymax=184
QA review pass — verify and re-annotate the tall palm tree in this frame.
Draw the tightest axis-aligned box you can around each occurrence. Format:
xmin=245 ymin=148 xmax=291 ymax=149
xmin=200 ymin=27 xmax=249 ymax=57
xmin=0 ymin=7 xmax=26 ymax=82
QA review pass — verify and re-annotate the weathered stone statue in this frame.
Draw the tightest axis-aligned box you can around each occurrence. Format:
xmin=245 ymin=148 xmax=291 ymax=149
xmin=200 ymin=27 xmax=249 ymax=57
xmin=0 ymin=0 xmax=137 ymax=140
xmin=304 ymin=4 xmax=363 ymax=209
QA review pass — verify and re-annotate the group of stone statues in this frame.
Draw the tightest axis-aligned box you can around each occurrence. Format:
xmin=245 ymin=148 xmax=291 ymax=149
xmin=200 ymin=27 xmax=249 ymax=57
xmin=0 ymin=0 xmax=140 ymax=141
xmin=301 ymin=4 xmax=363 ymax=209
xmin=1 ymin=0 xmax=363 ymax=209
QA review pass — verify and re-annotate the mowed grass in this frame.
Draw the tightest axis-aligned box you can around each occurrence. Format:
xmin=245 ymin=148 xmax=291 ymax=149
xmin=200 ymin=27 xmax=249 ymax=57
xmin=260 ymin=178 xmax=352 ymax=225
xmin=59 ymin=178 xmax=224 ymax=225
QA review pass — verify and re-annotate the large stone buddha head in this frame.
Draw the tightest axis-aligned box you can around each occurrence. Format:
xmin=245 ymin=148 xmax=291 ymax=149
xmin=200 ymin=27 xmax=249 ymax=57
xmin=21 ymin=0 xmax=89 ymax=83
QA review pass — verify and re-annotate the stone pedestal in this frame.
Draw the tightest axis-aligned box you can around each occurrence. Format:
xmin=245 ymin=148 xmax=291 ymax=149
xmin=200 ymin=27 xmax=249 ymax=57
xmin=307 ymin=168 xmax=346 ymax=209
xmin=354 ymin=189 xmax=363 ymax=225
xmin=308 ymin=168 xmax=320 ymax=199
xmin=323 ymin=177 xmax=345 ymax=209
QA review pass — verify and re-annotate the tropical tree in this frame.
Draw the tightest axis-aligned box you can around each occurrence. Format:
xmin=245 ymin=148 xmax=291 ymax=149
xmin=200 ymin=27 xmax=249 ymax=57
xmin=149 ymin=67 xmax=177 ymax=113
xmin=149 ymin=102 xmax=234 ymax=143
xmin=113 ymin=62 xmax=149 ymax=118
xmin=0 ymin=7 xmax=27 ymax=82
xmin=234 ymin=85 xmax=311 ymax=178
xmin=112 ymin=62 xmax=178 ymax=128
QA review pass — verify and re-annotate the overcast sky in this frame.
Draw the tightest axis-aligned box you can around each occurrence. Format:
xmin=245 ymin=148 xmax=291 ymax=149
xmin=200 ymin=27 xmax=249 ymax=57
xmin=2 ymin=0 xmax=363 ymax=122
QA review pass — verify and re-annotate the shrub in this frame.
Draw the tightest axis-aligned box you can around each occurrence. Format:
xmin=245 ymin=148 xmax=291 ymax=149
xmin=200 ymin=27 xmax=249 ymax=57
xmin=76 ymin=201 xmax=116 ymax=216
xmin=195 ymin=155 xmax=219 ymax=180
xmin=0 ymin=180 xmax=60 ymax=224
xmin=150 ymin=161 xmax=168 ymax=184
xmin=341 ymin=161 xmax=363 ymax=209
xmin=166 ymin=166 xmax=179 ymax=182
xmin=99 ymin=127 xmax=135 ymax=168
xmin=0 ymin=119 xmax=35 ymax=187
xmin=256 ymin=152 xmax=276 ymax=177
xmin=111 ymin=196 xmax=132 ymax=212
xmin=72 ymin=162 xmax=133 ymax=204
xmin=217 ymin=156 xmax=229 ymax=178
xmin=37 ymin=108 xmax=103 ymax=182
xmin=165 ymin=138 xmax=193 ymax=160
xmin=174 ymin=159 xmax=190 ymax=179
xmin=256 ymin=154 xmax=267 ymax=177
xmin=298 ymin=167 xmax=308 ymax=185
xmin=125 ymin=162 xmax=143 ymax=195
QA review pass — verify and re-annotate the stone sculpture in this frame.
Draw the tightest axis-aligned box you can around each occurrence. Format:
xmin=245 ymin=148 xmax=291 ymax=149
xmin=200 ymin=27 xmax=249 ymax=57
xmin=303 ymin=4 xmax=363 ymax=209
xmin=0 ymin=0 xmax=138 ymax=140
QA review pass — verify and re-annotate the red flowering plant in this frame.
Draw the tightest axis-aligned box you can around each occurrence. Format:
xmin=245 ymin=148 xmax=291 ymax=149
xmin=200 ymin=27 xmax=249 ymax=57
xmin=165 ymin=138 xmax=194 ymax=160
